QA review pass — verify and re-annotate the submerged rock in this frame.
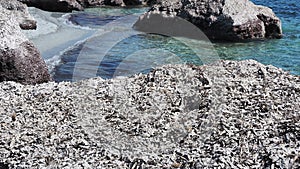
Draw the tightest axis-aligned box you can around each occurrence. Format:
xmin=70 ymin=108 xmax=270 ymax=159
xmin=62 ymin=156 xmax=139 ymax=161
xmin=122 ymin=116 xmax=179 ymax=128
xmin=134 ymin=0 xmax=283 ymax=41
xmin=0 ymin=6 xmax=51 ymax=84
xmin=0 ymin=0 xmax=37 ymax=30
xmin=18 ymin=0 xmax=84 ymax=12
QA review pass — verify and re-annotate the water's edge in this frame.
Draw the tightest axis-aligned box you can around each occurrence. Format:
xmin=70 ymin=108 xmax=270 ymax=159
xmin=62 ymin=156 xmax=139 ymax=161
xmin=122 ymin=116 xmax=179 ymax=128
xmin=23 ymin=1 xmax=300 ymax=82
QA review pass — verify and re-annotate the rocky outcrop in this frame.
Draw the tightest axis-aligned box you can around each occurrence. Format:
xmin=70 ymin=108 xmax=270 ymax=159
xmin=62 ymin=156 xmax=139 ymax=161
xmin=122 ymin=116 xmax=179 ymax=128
xmin=0 ymin=6 xmax=51 ymax=84
xmin=0 ymin=60 xmax=299 ymax=168
xmin=18 ymin=0 xmax=160 ymax=11
xmin=134 ymin=0 xmax=283 ymax=41
xmin=0 ymin=0 xmax=37 ymax=30
xmin=18 ymin=0 xmax=84 ymax=12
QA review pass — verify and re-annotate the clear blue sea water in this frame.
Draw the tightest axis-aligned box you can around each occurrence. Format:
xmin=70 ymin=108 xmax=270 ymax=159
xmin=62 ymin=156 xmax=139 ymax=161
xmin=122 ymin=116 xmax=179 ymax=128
xmin=53 ymin=0 xmax=300 ymax=82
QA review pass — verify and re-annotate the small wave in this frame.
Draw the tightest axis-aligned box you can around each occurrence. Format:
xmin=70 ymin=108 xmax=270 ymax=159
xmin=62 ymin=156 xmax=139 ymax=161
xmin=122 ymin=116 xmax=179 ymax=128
xmin=45 ymin=37 xmax=90 ymax=76
xmin=61 ymin=13 xmax=95 ymax=30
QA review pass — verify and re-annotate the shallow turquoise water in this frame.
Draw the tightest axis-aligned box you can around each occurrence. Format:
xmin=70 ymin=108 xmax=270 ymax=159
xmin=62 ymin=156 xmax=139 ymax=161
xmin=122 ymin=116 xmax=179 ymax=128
xmin=215 ymin=0 xmax=300 ymax=75
xmin=53 ymin=0 xmax=299 ymax=82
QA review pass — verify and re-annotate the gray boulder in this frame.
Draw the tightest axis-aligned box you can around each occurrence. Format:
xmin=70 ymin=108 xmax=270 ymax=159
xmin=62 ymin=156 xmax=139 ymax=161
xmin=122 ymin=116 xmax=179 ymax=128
xmin=18 ymin=0 xmax=84 ymax=12
xmin=134 ymin=0 xmax=283 ymax=41
xmin=0 ymin=0 xmax=37 ymax=30
xmin=0 ymin=6 xmax=51 ymax=84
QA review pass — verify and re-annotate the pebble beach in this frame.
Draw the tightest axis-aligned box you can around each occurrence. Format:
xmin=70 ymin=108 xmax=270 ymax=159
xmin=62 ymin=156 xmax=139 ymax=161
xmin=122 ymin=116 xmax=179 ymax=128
xmin=1 ymin=60 xmax=299 ymax=168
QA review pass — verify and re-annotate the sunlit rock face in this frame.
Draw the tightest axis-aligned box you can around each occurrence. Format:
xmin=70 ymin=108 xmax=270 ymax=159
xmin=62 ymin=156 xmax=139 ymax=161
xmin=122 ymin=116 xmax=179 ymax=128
xmin=0 ymin=0 xmax=37 ymax=30
xmin=134 ymin=0 xmax=283 ymax=41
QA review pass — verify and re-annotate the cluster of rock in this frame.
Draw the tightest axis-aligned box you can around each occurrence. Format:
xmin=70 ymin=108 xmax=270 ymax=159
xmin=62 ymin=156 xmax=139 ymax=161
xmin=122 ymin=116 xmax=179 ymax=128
xmin=18 ymin=0 xmax=160 ymax=12
xmin=0 ymin=60 xmax=299 ymax=168
xmin=0 ymin=1 xmax=286 ymax=84
xmin=134 ymin=0 xmax=283 ymax=41
xmin=0 ymin=1 xmax=51 ymax=84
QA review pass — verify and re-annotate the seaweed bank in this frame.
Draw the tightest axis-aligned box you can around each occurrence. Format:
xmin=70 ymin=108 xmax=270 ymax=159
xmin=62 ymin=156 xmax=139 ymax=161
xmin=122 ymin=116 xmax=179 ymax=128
xmin=0 ymin=60 xmax=299 ymax=168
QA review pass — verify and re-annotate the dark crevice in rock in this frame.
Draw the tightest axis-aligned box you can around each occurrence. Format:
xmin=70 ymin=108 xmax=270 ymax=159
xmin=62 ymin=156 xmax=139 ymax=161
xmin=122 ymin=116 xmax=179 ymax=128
xmin=123 ymin=0 xmax=141 ymax=6
xmin=0 ymin=162 xmax=9 ymax=169
xmin=257 ymin=14 xmax=283 ymax=39
xmin=19 ymin=0 xmax=84 ymax=12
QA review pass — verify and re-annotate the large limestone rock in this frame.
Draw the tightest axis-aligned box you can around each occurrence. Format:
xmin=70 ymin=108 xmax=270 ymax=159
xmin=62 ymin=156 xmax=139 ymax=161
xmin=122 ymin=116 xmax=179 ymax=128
xmin=0 ymin=6 xmax=51 ymax=84
xmin=18 ymin=0 xmax=84 ymax=12
xmin=134 ymin=0 xmax=283 ymax=41
xmin=0 ymin=0 xmax=37 ymax=30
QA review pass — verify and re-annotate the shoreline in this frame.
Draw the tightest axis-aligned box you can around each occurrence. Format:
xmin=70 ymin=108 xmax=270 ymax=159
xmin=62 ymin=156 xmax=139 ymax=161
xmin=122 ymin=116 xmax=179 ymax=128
xmin=21 ymin=7 xmax=97 ymax=76
xmin=23 ymin=7 xmax=96 ymax=60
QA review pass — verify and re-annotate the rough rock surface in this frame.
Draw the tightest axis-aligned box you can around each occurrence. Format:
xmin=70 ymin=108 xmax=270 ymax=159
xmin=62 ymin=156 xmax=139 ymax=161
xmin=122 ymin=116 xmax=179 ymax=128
xmin=18 ymin=0 xmax=159 ymax=10
xmin=0 ymin=60 xmax=299 ymax=168
xmin=0 ymin=6 xmax=51 ymax=84
xmin=79 ymin=0 xmax=105 ymax=6
xmin=134 ymin=0 xmax=283 ymax=41
xmin=0 ymin=0 xmax=37 ymax=30
xmin=18 ymin=0 xmax=84 ymax=12
xmin=105 ymin=0 xmax=126 ymax=6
